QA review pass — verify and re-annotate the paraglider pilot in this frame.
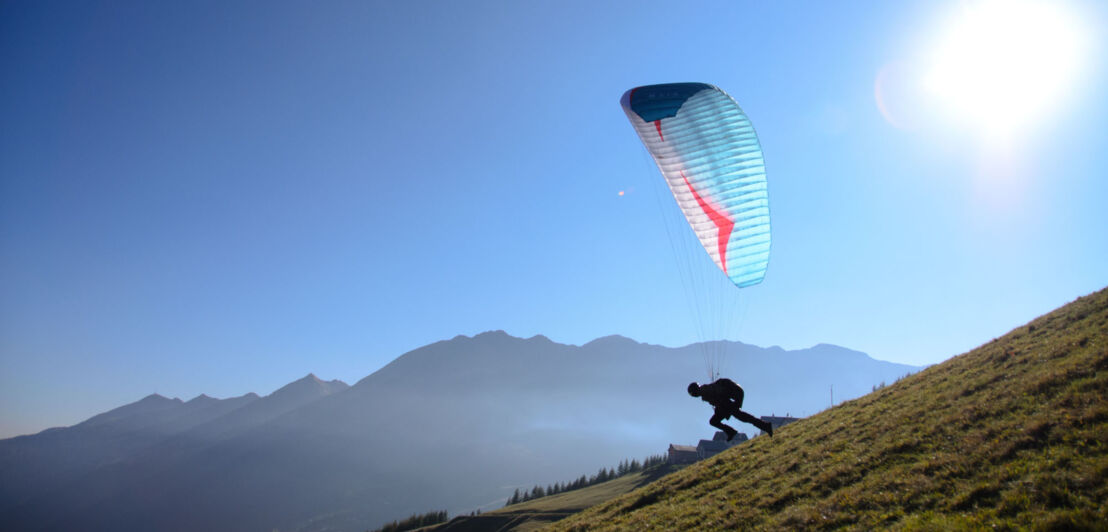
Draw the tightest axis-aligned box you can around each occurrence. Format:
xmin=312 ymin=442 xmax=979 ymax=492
xmin=687 ymin=378 xmax=774 ymax=440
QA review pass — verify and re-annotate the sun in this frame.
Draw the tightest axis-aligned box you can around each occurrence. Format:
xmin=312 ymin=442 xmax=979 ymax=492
xmin=925 ymin=0 xmax=1087 ymax=139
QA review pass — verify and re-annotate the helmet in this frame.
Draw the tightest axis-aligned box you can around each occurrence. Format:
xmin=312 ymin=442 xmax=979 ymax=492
xmin=687 ymin=382 xmax=700 ymax=397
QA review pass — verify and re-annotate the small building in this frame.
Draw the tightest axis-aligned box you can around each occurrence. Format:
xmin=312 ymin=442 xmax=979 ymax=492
xmin=697 ymin=430 xmax=748 ymax=460
xmin=667 ymin=444 xmax=698 ymax=465
xmin=760 ymin=415 xmax=800 ymax=435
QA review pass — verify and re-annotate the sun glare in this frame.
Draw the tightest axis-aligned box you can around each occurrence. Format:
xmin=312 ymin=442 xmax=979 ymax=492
xmin=926 ymin=0 xmax=1087 ymax=139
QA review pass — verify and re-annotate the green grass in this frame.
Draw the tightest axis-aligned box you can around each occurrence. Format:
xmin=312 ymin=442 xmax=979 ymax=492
xmin=429 ymin=465 xmax=683 ymax=531
xmin=549 ymin=288 xmax=1108 ymax=531
xmin=503 ymin=465 xmax=680 ymax=514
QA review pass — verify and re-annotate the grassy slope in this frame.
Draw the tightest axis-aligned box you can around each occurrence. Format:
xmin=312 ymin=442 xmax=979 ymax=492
xmin=430 ymin=466 xmax=682 ymax=532
xmin=551 ymin=288 xmax=1108 ymax=531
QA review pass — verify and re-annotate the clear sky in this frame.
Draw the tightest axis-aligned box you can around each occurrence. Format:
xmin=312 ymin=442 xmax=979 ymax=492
xmin=2 ymin=0 xmax=1106 ymax=438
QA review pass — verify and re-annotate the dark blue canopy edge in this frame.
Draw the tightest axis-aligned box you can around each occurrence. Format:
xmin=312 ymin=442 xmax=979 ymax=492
xmin=624 ymin=82 xmax=714 ymax=122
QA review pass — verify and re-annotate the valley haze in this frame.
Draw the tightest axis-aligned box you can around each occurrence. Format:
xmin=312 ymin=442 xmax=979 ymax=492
xmin=0 ymin=332 xmax=916 ymax=532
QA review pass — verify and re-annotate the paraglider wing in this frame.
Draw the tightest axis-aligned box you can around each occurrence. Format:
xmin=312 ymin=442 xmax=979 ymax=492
xmin=620 ymin=83 xmax=770 ymax=287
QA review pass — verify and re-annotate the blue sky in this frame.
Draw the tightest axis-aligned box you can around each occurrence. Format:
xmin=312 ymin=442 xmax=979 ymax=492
xmin=2 ymin=1 xmax=1106 ymax=438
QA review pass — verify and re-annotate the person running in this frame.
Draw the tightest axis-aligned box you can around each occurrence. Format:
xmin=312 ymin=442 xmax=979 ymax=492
xmin=687 ymin=378 xmax=773 ymax=440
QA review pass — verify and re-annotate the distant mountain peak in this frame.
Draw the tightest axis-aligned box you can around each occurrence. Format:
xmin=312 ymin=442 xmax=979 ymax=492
xmin=473 ymin=329 xmax=511 ymax=339
xmin=78 ymin=393 xmax=185 ymax=428
xmin=187 ymin=394 xmax=217 ymax=405
xmin=809 ymin=343 xmax=871 ymax=359
xmin=447 ymin=330 xmax=557 ymax=344
xmin=583 ymin=334 xmax=640 ymax=348
xmin=139 ymin=393 xmax=181 ymax=404
xmin=269 ymin=374 xmax=349 ymax=400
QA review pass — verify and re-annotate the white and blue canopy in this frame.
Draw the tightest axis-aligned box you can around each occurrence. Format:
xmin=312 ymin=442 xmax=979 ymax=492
xmin=621 ymin=83 xmax=770 ymax=288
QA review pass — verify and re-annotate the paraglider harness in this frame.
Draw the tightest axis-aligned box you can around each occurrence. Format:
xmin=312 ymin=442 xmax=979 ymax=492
xmin=698 ymin=378 xmax=745 ymax=411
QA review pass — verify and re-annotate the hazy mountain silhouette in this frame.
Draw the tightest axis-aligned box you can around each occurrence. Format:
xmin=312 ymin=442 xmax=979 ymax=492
xmin=0 ymin=375 xmax=346 ymax=522
xmin=0 ymin=334 xmax=916 ymax=532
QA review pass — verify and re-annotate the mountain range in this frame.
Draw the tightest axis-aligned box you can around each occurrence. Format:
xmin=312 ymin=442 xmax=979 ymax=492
xmin=0 ymin=333 xmax=918 ymax=531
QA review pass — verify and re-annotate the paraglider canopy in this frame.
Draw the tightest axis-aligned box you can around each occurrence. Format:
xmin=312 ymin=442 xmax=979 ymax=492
xmin=620 ymin=83 xmax=770 ymax=289
xmin=621 ymin=82 xmax=771 ymax=381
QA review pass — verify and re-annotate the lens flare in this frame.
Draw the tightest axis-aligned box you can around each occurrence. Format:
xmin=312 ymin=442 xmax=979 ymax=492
xmin=925 ymin=0 xmax=1087 ymax=138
